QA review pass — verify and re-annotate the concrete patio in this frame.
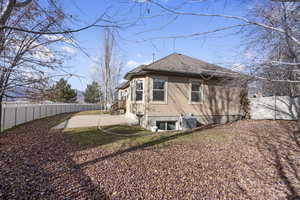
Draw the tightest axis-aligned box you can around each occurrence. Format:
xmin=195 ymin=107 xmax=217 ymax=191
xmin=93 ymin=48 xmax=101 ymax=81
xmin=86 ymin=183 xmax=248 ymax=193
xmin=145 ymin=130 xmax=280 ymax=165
xmin=53 ymin=114 xmax=136 ymax=129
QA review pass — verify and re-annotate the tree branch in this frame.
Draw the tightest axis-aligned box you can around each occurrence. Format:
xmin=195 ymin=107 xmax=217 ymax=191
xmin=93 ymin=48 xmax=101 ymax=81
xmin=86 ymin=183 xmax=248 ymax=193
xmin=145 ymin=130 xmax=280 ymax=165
xmin=15 ymin=0 xmax=32 ymax=8
xmin=135 ymin=24 xmax=249 ymax=42
xmin=1 ymin=22 xmax=119 ymax=35
xmin=148 ymin=0 xmax=300 ymax=46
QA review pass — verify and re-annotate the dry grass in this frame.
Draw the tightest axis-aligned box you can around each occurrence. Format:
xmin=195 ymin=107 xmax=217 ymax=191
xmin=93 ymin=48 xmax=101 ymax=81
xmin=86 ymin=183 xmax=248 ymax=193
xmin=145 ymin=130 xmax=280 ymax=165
xmin=0 ymin=115 xmax=299 ymax=200
xmin=73 ymin=110 xmax=108 ymax=116
xmin=63 ymin=125 xmax=232 ymax=151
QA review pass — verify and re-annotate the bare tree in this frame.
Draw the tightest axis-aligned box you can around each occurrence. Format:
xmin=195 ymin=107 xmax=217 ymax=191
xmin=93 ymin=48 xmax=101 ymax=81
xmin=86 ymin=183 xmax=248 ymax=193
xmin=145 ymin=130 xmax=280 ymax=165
xmin=0 ymin=0 xmax=32 ymax=51
xmin=130 ymin=0 xmax=300 ymax=128
xmin=97 ymin=28 xmax=124 ymax=110
xmin=0 ymin=0 xmax=121 ymax=131
xmin=102 ymin=27 xmax=114 ymax=109
xmin=244 ymin=1 xmax=300 ymax=94
xmin=0 ymin=1 xmax=74 ymax=96
xmin=242 ymin=1 xmax=300 ymax=129
xmin=131 ymin=1 xmax=299 ymax=80
xmin=109 ymin=59 xmax=124 ymax=100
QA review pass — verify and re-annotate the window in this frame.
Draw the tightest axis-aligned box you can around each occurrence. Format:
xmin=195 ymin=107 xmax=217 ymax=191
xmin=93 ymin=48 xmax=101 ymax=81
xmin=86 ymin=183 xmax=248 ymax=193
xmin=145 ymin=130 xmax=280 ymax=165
xmin=135 ymin=80 xmax=143 ymax=101
xmin=119 ymin=90 xmax=127 ymax=100
xmin=156 ymin=121 xmax=176 ymax=131
xmin=124 ymin=90 xmax=128 ymax=100
xmin=119 ymin=91 xmax=123 ymax=100
xmin=190 ymin=81 xmax=202 ymax=103
xmin=153 ymin=79 xmax=165 ymax=101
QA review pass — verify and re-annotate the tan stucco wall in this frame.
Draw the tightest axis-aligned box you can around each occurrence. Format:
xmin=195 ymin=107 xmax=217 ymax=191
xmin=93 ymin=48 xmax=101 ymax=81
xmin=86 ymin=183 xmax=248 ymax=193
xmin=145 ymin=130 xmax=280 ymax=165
xmin=126 ymin=75 xmax=244 ymax=123
xmin=145 ymin=75 xmax=243 ymax=117
xmin=127 ymin=77 xmax=147 ymax=115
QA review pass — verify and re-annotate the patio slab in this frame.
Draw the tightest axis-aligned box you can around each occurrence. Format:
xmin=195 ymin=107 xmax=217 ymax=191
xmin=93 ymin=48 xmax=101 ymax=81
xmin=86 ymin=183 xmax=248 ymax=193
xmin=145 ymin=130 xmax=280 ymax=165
xmin=53 ymin=114 xmax=136 ymax=129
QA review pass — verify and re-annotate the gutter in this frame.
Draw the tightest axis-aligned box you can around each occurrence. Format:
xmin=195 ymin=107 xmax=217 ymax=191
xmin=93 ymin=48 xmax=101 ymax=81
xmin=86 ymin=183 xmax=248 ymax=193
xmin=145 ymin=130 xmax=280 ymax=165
xmin=124 ymin=67 xmax=249 ymax=80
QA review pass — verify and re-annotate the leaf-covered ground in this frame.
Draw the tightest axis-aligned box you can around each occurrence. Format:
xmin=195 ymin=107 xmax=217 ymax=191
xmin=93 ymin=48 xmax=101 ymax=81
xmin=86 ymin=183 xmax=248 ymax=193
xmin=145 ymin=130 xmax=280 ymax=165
xmin=0 ymin=114 xmax=299 ymax=200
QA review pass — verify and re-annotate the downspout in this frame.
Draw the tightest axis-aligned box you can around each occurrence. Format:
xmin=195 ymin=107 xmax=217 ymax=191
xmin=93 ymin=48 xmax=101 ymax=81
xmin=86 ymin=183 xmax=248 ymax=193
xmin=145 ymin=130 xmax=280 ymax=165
xmin=274 ymin=94 xmax=277 ymax=120
xmin=145 ymin=76 xmax=149 ymax=129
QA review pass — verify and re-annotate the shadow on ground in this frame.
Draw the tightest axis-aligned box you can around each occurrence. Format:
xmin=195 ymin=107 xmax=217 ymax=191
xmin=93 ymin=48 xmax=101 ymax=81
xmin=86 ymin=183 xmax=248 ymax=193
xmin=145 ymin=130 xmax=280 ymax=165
xmin=234 ymin=120 xmax=300 ymax=199
xmin=63 ymin=126 xmax=151 ymax=151
xmin=2 ymin=115 xmax=299 ymax=199
xmin=77 ymin=124 xmax=217 ymax=168
xmin=0 ymin=114 xmax=109 ymax=199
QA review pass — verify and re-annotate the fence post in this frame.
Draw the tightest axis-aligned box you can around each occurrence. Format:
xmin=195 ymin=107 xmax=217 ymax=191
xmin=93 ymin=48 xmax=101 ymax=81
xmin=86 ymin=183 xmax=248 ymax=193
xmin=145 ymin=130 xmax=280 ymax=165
xmin=14 ymin=106 xmax=17 ymax=126
xmin=25 ymin=106 xmax=27 ymax=122
xmin=2 ymin=106 xmax=5 ymax=132
xmin=274 ymin=95 xmax=277 ymax=120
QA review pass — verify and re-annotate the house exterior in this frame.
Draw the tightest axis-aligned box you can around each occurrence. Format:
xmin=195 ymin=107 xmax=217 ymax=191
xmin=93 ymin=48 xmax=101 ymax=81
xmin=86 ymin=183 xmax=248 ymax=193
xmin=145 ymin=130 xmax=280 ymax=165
xmin=117 ymin=81 xmax=129 ymax=101
xmin=118 ymin=53 xmax=246 ymax=131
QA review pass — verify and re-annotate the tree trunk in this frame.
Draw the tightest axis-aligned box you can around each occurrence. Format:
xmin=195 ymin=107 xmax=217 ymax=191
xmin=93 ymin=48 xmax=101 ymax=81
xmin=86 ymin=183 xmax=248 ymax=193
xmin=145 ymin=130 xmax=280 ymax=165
xmin=0 ymin=96 xmax=3 ymax=133
xmin=297 ymin=97 xmax=300 ymax=131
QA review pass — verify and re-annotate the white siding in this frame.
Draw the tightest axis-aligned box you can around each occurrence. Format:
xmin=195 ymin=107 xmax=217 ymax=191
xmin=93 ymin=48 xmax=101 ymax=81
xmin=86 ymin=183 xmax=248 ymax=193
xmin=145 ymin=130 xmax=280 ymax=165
xmin=1 ymin=103 xmax=102 ymax=131
xmin=250 ymin=96 xmax=299 ymax=120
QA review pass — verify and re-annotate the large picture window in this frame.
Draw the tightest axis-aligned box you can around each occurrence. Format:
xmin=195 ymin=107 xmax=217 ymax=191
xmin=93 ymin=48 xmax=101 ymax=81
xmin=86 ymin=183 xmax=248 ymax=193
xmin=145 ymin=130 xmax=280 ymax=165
xmin=153 ymin=79 xmax=165 ymax=101
xmin=135 ymin=80 xmax=143 ymax=101
xmin=190 ymin=81 xmax=202 ymax=103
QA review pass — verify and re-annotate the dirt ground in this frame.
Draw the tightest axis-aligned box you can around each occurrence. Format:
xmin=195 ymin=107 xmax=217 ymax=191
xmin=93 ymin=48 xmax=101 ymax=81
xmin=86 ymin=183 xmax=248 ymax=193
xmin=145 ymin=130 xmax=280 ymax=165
xmin=0 ymin=115 xmax=299 ymax=200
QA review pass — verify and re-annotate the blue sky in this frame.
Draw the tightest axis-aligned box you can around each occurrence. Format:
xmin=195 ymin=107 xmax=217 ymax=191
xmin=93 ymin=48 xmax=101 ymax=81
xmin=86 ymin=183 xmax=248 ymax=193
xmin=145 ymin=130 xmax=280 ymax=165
xmin=60 ymin=0 xmax=251 ymax=91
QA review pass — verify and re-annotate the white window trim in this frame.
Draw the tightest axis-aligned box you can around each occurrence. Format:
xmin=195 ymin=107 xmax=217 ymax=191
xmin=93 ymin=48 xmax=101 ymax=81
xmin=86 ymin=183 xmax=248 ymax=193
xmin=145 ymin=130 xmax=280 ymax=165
xmin=150 ymin=76 xmax=168 ymax=105
xmin=189 ymin=79 xmax=204 ymax=104
xmin=156 ymin=121 xmax=176 ymax=131
xmin=131 ymin=78 xmax=144 ymax=103
xmin=124 ymin=89 xmax=128 ymax=100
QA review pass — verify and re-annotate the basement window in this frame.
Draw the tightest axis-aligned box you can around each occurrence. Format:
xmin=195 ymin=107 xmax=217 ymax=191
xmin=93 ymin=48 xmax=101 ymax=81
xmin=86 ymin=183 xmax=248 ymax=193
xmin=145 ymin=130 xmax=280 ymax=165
xmin=156 ymin=121 xmax=176 ymax=131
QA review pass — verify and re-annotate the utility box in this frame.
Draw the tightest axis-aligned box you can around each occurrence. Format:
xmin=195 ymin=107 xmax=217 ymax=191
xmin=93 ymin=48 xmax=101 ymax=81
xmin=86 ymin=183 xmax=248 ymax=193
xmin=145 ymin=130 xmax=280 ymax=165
xmin=180 ymin=115 xmax=197 ymax=129
xmin=151 ymin=126 xmax=158 ymax=132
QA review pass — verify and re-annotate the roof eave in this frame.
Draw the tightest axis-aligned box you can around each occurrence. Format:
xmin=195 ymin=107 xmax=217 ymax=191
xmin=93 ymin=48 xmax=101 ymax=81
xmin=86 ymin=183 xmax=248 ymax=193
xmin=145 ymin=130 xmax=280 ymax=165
xmin=142 ymin=68 xmax=245 ymax=79
xmin=124 ymin=71 xmax=148 ymax=80
xmin=116 ymin=81 xmax=130 ymax=90
xmin=124 ymin=69 xmax=246 ymax=80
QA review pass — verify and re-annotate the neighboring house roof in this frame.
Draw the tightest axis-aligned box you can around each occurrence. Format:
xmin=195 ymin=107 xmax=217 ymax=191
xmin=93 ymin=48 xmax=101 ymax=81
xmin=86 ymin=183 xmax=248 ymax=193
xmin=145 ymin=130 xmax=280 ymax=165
xmin=124 ymin=53 xmax=245 ymax=80
xmin=116 ymin=81 xmax=130 ymax=90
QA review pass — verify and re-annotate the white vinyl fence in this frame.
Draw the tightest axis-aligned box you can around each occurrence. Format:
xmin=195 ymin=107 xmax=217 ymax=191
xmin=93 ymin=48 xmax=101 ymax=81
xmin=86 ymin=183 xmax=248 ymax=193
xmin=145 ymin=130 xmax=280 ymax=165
xmin=1 ymin=103 xmax=102 ymax=131
xmin=250 ymin=96 xmax=299 ymax=120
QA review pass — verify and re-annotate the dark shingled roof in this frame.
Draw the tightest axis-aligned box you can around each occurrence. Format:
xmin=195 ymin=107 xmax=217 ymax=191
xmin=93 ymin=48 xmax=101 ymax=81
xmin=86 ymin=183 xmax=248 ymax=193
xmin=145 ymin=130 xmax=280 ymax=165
xmin=116 ymin=81 xmax=130 ymax=90
xmin=124 ymin=53 xmax=244 ymax=80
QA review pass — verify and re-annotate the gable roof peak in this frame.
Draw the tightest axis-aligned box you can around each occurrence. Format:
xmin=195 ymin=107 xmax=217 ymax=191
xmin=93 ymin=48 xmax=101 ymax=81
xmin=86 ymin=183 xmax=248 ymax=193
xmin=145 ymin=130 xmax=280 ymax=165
xmin=124 ymin=52 xmax=244 ymax=80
